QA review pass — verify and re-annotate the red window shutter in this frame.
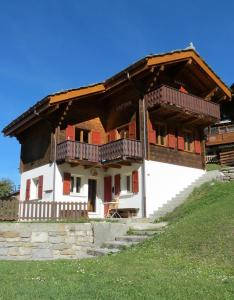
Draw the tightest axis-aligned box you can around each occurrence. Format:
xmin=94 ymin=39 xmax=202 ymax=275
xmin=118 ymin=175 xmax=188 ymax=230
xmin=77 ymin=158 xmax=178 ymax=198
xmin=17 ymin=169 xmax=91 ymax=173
xmin=148 ymin=118 xmax=156 ymax=144
xmin=179 ymin=86 xmax=188 ymax=94
xmin=114 ymin=174 xmax=121 ymax=195
xmin=194 ymin=134 xmax=202 ymax=154
xmin=132 ymin=170 xmax=139 ymax=193
xmin=168 ymin=129 xmax=176 ymax=149
xmin=38 ymin=175 xmax=43 ymax=199
xmin=177 ymin=132 xmax=184 ymax=151
xmin=63 ymin=172 xmax=71 ymax=195
xmin=66 ymin=125 xmax=75 ymax=141
xmin=128 ymin=120 xmax=136 ymax=140
xmin=104 ymin=176 xmax=112 ymax=202
xmin=25 ymin=179 xmax=31 ymax=201
xmin=108 ymin=129 xmax=117 ymax=142
xmin=91 ymin=131 xmax=102 ymax=145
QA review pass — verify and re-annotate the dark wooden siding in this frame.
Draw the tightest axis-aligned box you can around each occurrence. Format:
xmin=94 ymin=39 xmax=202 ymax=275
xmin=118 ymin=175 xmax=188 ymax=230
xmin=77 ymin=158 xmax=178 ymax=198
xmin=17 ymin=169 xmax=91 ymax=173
xmin=19 ymin=120 xmax=53 ymax=172
xmin=150 ymin=145 xmax=204 ymax=169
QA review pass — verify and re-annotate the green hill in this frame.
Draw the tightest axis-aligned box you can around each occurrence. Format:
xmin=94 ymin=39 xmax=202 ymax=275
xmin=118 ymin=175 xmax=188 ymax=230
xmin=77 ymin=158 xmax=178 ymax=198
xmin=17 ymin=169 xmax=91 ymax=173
xmin=0 ymin=181 xmax=234 ymax=300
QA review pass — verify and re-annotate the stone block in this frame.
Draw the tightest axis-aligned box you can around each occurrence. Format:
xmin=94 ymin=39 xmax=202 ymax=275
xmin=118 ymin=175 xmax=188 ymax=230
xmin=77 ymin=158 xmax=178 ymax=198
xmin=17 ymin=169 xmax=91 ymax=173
xmin=8 ymin=248 xmax=20 ymax=256
xmin=48 ymin=236 xmax=65 ymax=244
xmin=51 ymin=243 xmax=69 ymax=251
xmin=20 ymin=232 xmax=31 ymax=238
xmin=2 ymin=231 xmax=19 ymax=238
xmin=32 ymin=248 xmax=53 ymax=259
xmin=31 ymin=232 xmax=48 ymax=243
xmin=0 ymin=248 xmax=8 ymax=256
xmin=49 ymin=231 xmax=66 ymax=237
xmin=60 ymin=249 xmax=76 ymax=255
xmin=75 ymin=231 xmax=87 ymax=237
xmin=19 ymin=247 xmax=32 ymax=256
xmin=32 ymin=243 xmax=50 ymax=249
xmin=65 ymin=236 xmax=76 ymax=244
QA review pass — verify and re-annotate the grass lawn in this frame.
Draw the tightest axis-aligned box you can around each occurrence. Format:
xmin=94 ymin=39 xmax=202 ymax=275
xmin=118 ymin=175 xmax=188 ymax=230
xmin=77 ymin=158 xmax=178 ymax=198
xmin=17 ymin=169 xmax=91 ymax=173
xmin=0 ymin=181 xmax=234 ymax=300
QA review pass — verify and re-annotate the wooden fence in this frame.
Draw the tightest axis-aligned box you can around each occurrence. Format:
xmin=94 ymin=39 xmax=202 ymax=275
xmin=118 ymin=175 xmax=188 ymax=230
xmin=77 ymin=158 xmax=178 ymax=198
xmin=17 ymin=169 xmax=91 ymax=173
xmin=0 ymin=200 xmax=88 ymax=221
xmin=0 ymin=200 xmax=19 ymax=221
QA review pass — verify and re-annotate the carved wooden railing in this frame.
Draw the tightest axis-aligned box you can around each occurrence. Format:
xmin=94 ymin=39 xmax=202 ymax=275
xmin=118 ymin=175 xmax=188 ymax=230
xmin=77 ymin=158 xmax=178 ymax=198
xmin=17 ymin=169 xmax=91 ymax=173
xmin=206 ymin=123 xmax=234 ymax=146
xmin=100 ymin=139 xmax=142 ymax=162
xmin=56 ymin=139 xmax=143 ymax=163
xmin=56 ymin=141 xmax=99 ymax=162
xmin=145 ymin=85 xmax=220 ymax=120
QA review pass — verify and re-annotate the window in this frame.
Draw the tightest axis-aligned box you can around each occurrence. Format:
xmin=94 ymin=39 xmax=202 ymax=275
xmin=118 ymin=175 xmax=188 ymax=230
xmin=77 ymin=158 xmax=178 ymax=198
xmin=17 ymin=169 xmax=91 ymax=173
xmin=121 ymin=174 xmax=131 ymax=194
xmin=70 ymin=176 xmax=82 ymax=194
xmin=126 ymin=175 xmax=131 ymax=192
xmin=184 ymin=132 xmax=194 ymax=152
xmin=155 ymin=124 xmax=167 ymax=146
xmin=31 ymin=177 xmax=39 ymax=199
xmin=75 ymin=128 xmax=90 ymax=143
xmin=117 ymin=125 xmax=129 ymax=139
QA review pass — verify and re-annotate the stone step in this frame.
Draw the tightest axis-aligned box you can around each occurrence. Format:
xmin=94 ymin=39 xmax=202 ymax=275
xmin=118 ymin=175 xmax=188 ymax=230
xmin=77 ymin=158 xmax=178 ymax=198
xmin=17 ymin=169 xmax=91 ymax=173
xmin=130 ymin=230 xmax=160 ymax=236
xmin=87 ymin=248 xmax=120 ymax=257
xmin=102 ymin=240 xmax=138 ymax=250
xmin=130 ymin=222 xmax=168 ymax=231
xmin=115 ymin=235 xmax=149 ymax=243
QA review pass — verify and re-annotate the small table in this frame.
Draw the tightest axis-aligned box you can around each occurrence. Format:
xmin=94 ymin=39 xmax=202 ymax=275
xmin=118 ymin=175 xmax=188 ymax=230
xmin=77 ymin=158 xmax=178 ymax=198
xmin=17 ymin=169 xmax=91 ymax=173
xmin=112 ymin=208 xmax=139 ymax=218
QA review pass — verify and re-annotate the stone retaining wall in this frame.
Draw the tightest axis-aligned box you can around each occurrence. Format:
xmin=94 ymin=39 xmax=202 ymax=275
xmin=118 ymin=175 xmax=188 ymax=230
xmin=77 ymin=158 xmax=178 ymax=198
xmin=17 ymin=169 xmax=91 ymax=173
xmin=0 ymin=222 xmax=129 ymax=260
xmin=219 ymin=167 xmax=234 ymax=182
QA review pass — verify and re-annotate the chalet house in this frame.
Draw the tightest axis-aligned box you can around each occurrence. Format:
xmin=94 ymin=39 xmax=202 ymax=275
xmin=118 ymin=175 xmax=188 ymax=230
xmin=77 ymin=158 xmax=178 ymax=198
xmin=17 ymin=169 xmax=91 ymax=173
xmin=206 ymin=84 xmax=234 ymax=166
xmin=3 ymin=48 xmax=231 ymax=218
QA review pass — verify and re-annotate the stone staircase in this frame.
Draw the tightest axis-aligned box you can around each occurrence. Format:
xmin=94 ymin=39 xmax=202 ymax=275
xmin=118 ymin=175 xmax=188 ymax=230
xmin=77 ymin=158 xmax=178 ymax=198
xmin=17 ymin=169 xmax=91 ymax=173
xmin=87 ymin=222 xmax=167 ymax=257
xmin=150 ymin=170 xmax=220 ymax=221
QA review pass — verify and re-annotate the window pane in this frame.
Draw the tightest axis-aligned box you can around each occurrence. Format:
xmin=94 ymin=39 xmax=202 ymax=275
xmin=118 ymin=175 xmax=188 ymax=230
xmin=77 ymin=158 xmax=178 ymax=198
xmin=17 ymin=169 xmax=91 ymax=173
xmin=126 ymin=176 xmax=131 ymax=192
xmin=76 ymin=177 xmax=81 ymax=193
xmin=70 ymin=176 xmax=74 ymax=192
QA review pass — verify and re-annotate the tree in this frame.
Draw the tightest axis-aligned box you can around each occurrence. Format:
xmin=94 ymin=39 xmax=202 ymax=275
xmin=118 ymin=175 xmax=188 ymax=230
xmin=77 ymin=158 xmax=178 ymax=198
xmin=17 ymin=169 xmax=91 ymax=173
xmin=0 ymin=178 xmax=15 ymax=199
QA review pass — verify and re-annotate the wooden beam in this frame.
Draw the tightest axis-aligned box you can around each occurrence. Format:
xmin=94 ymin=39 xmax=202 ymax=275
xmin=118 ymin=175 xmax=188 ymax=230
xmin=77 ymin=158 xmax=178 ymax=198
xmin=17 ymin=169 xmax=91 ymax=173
xmin=105 ymin=164 xmax=122 ymax=169
xmin=120 ymin=161 xmax=132 ymax=166
xmin=147 ymin=50 xmax=231 ymax=99
xmin=146 ymin=65 xmax=165 ymax=93
xmin=204 ymin=87 xmax=219 ymax=100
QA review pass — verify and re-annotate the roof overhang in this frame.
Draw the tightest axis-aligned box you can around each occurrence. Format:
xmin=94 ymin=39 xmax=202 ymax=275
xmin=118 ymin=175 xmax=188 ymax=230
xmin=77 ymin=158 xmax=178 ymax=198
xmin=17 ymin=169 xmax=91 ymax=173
xmin=3 ymin=49 xmax=232 ymax=136
xmin=147 ymin=50 xmax=231 ymax=99
xmin=49 ymin=83 xmax=105 ymax=105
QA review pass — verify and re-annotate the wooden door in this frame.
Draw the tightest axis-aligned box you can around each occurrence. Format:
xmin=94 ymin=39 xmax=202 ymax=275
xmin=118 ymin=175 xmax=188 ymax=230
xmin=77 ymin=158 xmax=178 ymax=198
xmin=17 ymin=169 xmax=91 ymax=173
xmin=104 ymin=176 xmax=112 ymax=216
xmin=88 ymin=179 xmax=97 ymax=212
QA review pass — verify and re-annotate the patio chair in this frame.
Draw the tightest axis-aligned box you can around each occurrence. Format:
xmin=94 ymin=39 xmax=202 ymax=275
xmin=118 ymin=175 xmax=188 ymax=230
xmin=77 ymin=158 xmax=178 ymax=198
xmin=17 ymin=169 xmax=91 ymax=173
xmin=108 ymin=198 xmax=121 ymax=218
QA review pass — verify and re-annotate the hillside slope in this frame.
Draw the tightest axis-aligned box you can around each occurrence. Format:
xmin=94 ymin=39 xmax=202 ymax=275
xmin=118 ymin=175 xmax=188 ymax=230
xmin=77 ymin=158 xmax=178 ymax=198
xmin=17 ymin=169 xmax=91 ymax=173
xmin=0 ymin=181 xmax=234 ymax=300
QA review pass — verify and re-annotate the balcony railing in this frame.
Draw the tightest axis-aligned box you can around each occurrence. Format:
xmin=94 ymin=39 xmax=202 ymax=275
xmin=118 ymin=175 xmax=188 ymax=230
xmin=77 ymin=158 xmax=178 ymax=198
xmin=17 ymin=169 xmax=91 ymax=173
xmin=100 ymin=139 xmax=142 ymax=163
xmin=145 ymin=85 xmax=220 ymax=120
xmin=56 ymin=139 xmax=143 ymax=164
xmin=56 ymin=141 xmax=99 ymax=163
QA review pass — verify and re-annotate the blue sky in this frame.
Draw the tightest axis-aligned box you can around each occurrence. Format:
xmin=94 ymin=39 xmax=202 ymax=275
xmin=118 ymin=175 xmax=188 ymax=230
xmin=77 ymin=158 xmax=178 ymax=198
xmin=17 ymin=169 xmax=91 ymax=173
xmin=1 ymin=0 xmax=234 ymax=187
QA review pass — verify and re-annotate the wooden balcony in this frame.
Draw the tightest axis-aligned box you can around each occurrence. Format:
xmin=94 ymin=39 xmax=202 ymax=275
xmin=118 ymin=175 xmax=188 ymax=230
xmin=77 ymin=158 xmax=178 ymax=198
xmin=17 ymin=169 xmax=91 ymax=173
xmin=206 ymin=124 xmax=234 ymax=146
xmin=56 ymin=141 xmax=99 ymax=163
xmin=145 ymin=85 xmax=220 ymax=121
xmin=100 ymin=139 xmax=142 ymax=163
xmin=56 ymin=139 xmax=143 ymax=165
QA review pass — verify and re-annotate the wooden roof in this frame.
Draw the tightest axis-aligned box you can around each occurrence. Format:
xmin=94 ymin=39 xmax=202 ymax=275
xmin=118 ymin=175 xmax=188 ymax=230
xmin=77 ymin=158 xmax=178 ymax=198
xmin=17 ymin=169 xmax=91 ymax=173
xmin=3 ymin=48 xmax=232 ymax=136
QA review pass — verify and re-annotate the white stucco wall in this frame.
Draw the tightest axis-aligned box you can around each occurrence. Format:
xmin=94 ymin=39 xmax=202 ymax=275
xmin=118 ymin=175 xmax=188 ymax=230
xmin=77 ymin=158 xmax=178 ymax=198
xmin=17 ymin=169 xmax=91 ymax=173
xmin=103 ymin=164 xmax=142 ymax=217
xmin=20 ymin=163 xmax=54 ymax=201
xmin=55 ymin=163 xmax=142 ymax=218
xmin=55 ymin=164 xmax=104 ymax=218
xmin=144 ymin=160 xmax=205 ymax=217
xmin=20 ymin=160 xmax=204 ymax=219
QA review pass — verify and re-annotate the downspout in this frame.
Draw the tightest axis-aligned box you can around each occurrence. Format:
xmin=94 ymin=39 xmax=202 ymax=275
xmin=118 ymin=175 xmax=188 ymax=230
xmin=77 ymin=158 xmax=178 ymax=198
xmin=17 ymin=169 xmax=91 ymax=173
xmin=142 ymin=97 xmax=147 ymax=218
xmin=52 ymin=130 xmax=57 ymax=202
xmin=126 ymin=72 xmax=147 ymax=218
